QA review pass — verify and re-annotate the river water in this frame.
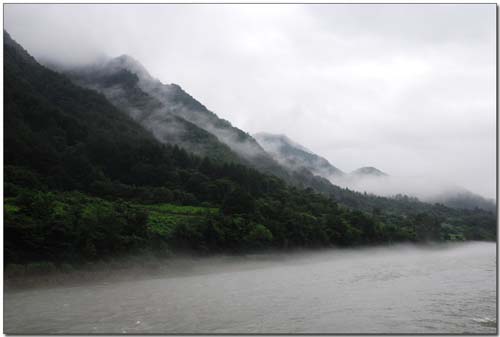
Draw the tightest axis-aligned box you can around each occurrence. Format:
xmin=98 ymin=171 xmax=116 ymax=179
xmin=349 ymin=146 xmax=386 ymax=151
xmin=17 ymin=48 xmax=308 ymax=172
xmin=4 ymin=242 xmax=497 ymax=334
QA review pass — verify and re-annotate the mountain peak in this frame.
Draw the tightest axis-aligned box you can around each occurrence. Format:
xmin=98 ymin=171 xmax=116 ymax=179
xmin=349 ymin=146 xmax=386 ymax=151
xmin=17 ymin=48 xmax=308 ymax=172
xmin=254 ymin=132 xmax=312 ymax=154
xmin=4 ymin=30 xmax=37 ymax=65
xmin=254 ymin=132 xmax=344 ymax=177
xmin=105 ymin=54 xmax=154 ymax=82
xmin=351 ymin=166 xmax=388 ymax=177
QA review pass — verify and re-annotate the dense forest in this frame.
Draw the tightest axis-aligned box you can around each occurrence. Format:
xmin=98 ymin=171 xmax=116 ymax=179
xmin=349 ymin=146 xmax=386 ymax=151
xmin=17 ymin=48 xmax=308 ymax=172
xmin=3 ymin=31 xmax=496 ymax=271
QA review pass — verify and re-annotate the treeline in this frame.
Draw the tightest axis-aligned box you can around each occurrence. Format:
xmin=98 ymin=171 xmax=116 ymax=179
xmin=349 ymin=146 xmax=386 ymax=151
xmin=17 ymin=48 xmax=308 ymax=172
xmin=5 ymin=162 xmax=495 ymax=265
xmin=3 ymin=30 xmax=497 ymax=266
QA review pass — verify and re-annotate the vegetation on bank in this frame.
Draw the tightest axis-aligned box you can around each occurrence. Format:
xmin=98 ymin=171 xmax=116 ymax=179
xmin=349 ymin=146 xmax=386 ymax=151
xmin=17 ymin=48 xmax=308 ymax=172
xmin=5 ymin=184 xmax=495 ymax=268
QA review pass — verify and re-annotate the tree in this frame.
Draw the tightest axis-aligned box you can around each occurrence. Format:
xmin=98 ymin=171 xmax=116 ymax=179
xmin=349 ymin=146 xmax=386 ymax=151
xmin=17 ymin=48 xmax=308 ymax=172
xmin=222 ymin=187 xmax=255 ymax=215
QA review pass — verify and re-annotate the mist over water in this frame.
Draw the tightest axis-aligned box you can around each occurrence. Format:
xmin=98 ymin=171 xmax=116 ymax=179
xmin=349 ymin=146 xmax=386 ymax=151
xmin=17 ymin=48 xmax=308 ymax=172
xmin=4 ymin=242 xmax=496 ymax=334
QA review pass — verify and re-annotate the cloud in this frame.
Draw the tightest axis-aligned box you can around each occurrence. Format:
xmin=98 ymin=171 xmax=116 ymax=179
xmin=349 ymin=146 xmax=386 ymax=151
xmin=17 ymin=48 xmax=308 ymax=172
xmin=4 ymin=3 xmax=496 ymax=198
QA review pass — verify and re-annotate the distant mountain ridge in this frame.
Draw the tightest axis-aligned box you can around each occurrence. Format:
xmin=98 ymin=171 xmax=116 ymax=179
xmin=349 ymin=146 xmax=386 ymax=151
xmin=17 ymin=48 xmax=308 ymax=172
xmin=254 ymin=132 xmax=494 ymax=212
xmin=254 ymin=132 xmax=388 ymax=179
xmin=429 ymin=189 xmax=496 ymax=213
xmin=351 ymin=167 xmax=388 ymax=177
xmin=254 ymin=132 xmax=345 ymax=178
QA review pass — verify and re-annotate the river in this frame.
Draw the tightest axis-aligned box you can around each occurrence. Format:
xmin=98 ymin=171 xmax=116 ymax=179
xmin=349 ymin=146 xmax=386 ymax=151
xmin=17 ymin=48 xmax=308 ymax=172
xmin=4 ymin=242 xmax=497 ymax=334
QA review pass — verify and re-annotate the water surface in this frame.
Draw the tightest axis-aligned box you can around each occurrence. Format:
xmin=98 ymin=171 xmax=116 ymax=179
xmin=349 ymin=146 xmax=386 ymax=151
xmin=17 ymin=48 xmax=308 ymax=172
xmin=4 ymin=242 xmax=497 ymax=334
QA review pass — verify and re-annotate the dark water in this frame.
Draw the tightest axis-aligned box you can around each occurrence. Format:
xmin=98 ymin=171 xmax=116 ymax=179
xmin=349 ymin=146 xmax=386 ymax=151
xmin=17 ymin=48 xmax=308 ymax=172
xmin=4 ymin=242 xmax=497 ymax=334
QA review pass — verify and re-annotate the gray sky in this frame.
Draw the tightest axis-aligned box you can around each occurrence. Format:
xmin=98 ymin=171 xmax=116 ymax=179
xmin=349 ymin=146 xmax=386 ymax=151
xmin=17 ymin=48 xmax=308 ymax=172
xmin=4 ymin=4 xmax=496 ymax=199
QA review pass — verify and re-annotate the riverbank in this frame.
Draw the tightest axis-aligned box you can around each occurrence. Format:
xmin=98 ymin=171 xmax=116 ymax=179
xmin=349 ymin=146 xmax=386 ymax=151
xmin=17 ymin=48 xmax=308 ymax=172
xmin=5 ymin=241 xmax=493 ymax=292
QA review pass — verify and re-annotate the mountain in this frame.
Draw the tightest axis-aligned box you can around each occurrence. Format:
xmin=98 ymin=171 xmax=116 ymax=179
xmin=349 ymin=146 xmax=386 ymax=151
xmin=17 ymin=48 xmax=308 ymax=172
xmin=4 ymin=31 xmax=495 ymax=266
xmin=56 ymin=55 xmax=291 ymax=179
xmin=4 ymin=30 xmax=306 ymax=262
xmin=429 ymin=189 xmax=496 ymax=213
xmin=56 ymin=55 xmax=407 ymax=200
xmin=53 ymin=56 xmax=240 ymax=164
xmin=4 ymin=33 xmax=158 ymax=191
xmin=254 ymin=132 xmax=344 ymax=177
xmin=254 ymin=133 xmax=390 ymax=182
xmin=351 ymin=166 xmax=388 ymax=177
xmin=254 ymin=133 xmax=495 ymax=213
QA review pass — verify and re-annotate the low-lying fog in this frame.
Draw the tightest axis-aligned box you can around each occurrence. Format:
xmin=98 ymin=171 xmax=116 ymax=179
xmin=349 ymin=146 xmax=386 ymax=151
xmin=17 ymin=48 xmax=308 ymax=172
xmin=329 ymin=173 xmax=496 ymax=206
xmin=332 ymin=174 xmax=449 ymax=198
xmin=4 ymin=242 xmax=496 ymax=334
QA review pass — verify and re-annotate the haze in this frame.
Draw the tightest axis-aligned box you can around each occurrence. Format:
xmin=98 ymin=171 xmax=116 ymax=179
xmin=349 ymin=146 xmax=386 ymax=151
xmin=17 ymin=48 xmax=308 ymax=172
xmin=4 ymin=4 xmax=496 ymax=199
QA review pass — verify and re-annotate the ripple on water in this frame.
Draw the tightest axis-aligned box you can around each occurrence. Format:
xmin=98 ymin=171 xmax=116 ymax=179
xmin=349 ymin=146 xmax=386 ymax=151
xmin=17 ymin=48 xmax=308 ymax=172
xmin=472 ymin=317 xmax=497 ymax=328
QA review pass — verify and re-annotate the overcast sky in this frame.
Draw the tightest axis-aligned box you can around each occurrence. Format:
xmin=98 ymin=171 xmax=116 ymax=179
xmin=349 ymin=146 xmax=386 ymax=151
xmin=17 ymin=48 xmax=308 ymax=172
xmin=4 ymin=4 xmax=496 ymax=199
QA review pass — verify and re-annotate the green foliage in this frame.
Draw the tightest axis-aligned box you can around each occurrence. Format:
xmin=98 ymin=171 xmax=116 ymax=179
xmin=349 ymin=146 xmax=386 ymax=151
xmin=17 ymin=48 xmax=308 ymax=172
xmin=142 ymin=203 xmax=218 ymax=216
xmin=245 ymin=224 xmax=273 ymax=247
xmin=5 ymin=190 xmax=149 ymax=263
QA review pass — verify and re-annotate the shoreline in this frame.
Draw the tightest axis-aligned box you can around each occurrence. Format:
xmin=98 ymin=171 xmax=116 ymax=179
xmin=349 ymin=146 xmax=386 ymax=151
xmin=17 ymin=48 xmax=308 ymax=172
xmin=5 ymin=241 xmax=494 ymax=292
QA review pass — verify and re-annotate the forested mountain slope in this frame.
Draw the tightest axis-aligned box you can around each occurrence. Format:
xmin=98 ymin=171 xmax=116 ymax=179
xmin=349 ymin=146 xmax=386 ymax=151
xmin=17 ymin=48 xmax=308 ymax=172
xmin=61 ymin=55 xmax=291 ymax=179
xmin=56 ymin=54 xmax=447 ymax=214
